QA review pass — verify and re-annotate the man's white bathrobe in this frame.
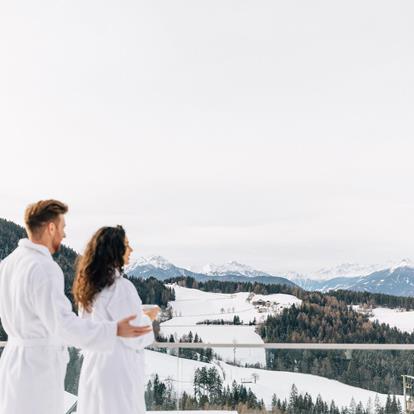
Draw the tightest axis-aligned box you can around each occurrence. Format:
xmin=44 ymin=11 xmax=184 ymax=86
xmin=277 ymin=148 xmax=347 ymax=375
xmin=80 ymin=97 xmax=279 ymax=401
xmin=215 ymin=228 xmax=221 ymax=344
xmin=0 ymin=239 xmax=117 ymax=414
xmin=76 ymin=273 xmax=154 ymax=414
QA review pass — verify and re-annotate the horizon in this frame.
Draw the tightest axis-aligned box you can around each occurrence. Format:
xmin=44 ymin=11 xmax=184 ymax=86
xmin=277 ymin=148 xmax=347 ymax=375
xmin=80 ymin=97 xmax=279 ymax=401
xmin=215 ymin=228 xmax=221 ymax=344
xmin=121 ymin=254 xmax=414 ymax=280
xmin=2 ymin=213 xmax=413 ymax=280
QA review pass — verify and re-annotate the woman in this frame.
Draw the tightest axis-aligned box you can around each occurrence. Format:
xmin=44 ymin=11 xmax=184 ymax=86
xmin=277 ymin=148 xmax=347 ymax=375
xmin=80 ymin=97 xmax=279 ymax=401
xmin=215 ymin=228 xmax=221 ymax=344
xmin=73 ymin=225 xmax=158 ymax=414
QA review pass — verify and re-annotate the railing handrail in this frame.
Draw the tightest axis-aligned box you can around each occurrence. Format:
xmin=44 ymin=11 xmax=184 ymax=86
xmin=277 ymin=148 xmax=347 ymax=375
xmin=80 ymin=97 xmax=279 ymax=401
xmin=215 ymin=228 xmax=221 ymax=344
xmin=153 ymin=342 xmax=414 ymax=350
xmin=2 ymin=340 xmax=414 ymax=350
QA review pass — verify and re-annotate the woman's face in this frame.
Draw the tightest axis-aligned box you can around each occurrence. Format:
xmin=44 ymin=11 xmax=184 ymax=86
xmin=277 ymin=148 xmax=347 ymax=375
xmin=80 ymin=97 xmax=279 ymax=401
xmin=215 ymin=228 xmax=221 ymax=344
xmin=123 ymin=236 xmax=133 ymax=266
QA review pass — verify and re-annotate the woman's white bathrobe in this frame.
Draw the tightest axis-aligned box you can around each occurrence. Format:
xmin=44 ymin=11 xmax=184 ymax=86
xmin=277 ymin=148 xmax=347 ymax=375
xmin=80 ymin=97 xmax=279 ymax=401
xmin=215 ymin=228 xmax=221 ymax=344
xmin=76 ymin=273 xmax=154 ymax=414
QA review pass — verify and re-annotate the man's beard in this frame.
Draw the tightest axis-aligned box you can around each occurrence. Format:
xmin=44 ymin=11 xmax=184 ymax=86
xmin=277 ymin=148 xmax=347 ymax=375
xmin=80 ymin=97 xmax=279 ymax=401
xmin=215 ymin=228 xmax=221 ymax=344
xmin=52 ymin=237 xmax=62 ymax=254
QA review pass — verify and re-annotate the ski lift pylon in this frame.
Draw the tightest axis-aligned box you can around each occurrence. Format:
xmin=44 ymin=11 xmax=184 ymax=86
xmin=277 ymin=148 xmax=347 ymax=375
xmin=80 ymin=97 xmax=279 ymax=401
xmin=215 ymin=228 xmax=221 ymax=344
xmin=402 ymin=375 xmax=414 ymax=413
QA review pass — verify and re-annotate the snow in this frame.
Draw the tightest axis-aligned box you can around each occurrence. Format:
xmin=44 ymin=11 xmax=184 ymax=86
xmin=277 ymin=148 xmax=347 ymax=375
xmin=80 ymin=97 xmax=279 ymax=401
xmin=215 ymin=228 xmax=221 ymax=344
xmin=127 ymin=256 xmax=414 ymax=284
xmin=164 ymin=286 xmax=265 ymax=324
xmin=128 ymin=257 xmax=273 ymax=277
xmin=294 ymin=259 xmax=414 ymax=283
xmin=202 ymin=261 xmax=270 ymax=277
xmin=355 ymin=306 xmax=414 ymax=333
xmin=160 ymin=286 xmax=301 ymax=366
xmin=165 ymin=286 xmax=301 ymax=324
xmin=126 ymin=255 xmax=173 ymax=272
xmin=312 ymin=263 xmax=386 ymax=280
xmin=155 ymin=286 xmax=405 ymax=410
xmin=250 ymin=293 xmax=302 ymax=307
xmin=160 ymin=325 xmax=266 ymax=366
xmin=390 ymin=258 xmax=414 ymax=273
xmin=144 ymin=350 xmax=403 ymax=410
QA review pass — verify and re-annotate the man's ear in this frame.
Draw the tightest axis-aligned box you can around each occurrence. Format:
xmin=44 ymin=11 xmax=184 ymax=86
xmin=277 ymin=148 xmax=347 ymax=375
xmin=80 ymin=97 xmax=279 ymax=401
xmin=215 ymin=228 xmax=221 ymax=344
xmin=47 ymin=221 xmax=56 ymax=235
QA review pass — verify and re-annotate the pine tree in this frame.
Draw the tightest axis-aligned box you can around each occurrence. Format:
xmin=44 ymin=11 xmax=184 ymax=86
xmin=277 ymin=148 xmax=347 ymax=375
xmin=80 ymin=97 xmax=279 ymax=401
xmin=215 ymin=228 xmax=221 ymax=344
xmin=384 ymin=395 xmax=392 ymax=414
xmin=374 ymin=394 xmax=383 ymax=414
xmin=366 ymin=397 xmax=373 ymax=414
xmin=355 ymin=402 xmax=364 ymax=414
xmin=272 ymin=393 xmax=278 ymax=410
xmin=349 ymin=397 xmax=357 ymax=414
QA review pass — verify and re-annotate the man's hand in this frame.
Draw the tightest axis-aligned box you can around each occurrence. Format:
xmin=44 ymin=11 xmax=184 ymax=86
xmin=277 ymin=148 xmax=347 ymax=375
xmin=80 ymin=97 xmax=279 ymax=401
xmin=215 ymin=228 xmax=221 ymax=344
xmin=144 ymin=306 xmax=160 ymax=321
xmin=116 ymin=315 xmax=152 ymax=338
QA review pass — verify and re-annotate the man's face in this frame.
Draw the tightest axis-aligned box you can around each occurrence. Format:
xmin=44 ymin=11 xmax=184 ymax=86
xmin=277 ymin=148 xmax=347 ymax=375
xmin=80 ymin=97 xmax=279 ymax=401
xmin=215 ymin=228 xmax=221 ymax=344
xmin=123 ymin=236 xmax=133 ymax=266
xmin=50 ymin=214 xmax=66 ymax=253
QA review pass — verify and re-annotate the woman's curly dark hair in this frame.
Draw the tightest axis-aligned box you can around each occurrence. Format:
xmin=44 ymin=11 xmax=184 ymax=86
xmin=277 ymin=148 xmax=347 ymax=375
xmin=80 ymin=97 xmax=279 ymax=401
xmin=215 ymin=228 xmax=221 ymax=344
xmin=73 ymin=225 xmax=126 ymax=312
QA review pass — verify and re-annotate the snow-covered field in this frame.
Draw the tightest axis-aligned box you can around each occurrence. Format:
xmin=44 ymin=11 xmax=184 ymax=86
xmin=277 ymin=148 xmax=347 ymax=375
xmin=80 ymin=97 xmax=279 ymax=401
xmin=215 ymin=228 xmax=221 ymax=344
xmin=164 ymin=286 xmax=301 ymax=324
xmin=355 ymin=305 xmax=414 ymax=333
xmin=250 ymin=293 xmax=302 ymax=308
xmin=145 ymin=350 xmax=403 ymax=410
xmin=370 ymin=307 xmax=414 ymax=333
xmin=160 ymin=286 xmax=301 ymax=365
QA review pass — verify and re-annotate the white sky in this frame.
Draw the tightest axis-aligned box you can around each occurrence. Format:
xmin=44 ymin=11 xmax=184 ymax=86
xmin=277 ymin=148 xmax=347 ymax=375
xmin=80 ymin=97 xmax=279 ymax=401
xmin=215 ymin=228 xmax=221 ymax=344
xmin=1 ymin=1 xmax=414 ymax=275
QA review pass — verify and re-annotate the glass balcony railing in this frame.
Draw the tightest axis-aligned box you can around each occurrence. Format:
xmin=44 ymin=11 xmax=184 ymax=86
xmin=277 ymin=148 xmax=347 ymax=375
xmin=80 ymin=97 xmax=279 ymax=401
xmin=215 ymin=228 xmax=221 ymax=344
xmin=1 ymin=341 xmax=413 ymax=414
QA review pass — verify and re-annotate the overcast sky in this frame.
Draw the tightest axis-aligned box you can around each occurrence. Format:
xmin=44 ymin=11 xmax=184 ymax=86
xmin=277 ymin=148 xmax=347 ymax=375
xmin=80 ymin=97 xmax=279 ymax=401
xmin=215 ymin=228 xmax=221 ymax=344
xmin=1 ymin=1 xmax=414 ymax=275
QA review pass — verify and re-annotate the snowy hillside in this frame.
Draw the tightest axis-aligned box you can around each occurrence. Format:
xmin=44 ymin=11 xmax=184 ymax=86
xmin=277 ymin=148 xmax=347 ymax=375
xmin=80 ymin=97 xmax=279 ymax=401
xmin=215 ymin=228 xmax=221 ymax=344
xmin=164 ymin=286 xmax=301 ymax=324
xmin=160 ymin=285 xmax=301 ymax=366
xmin=355 ymin=305 xmax=414 ymax=334
xmin=144 ymin=350 xmax=402 ymax=410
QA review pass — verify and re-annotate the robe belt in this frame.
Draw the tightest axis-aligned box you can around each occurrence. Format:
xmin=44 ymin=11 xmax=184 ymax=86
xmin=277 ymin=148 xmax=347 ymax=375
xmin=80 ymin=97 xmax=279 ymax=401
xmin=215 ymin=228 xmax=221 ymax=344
xmin=7 ymin=337 xmax=65 ymax=347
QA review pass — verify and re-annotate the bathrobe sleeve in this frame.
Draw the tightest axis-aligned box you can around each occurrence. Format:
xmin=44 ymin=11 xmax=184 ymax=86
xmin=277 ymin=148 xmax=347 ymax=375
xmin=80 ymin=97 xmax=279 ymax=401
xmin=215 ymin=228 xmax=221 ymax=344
xmin=31 ymin=261 xmax=117 ymax=351
xmin=106 ymin=278 xmax=155 ymax=350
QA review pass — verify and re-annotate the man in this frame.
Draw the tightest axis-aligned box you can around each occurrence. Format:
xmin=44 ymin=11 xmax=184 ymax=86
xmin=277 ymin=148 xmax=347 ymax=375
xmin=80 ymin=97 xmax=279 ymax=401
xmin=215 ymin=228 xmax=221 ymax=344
xmin=0 ymin=200 xmax=152 ymax=414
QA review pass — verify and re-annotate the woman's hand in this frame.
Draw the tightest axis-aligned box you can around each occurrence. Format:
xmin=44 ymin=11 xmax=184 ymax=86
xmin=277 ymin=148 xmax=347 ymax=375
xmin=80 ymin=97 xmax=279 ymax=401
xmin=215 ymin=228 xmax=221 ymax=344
xmin=144 ymin=306 xmax=160 ymax=321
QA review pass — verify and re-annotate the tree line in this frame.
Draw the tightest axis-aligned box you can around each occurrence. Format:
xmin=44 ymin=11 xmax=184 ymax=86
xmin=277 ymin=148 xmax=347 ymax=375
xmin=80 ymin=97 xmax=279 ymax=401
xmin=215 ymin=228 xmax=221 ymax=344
xmin=260 ymin=298 xmax=414 ymax=394
xmin=156 ymin=331 xmax=214 ymax=362
xmin=271 ymin=384 xmax=402 ymax=414
xmin=167 ymin=276 xmax=414 ymax=310
xmin=144 ymin=368 xmax=401 ymax=414
xmin=145 ymin=367 xmax=264 ymax=411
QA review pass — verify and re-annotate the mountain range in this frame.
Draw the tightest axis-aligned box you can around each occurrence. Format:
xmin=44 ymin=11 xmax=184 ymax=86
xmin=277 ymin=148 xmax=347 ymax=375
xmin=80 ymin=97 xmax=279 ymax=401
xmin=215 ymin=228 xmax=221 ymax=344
xmin=127 ymin=256 xmax=414 ymax=297
xmin=2 ymin=217 xmax=414 ymax=296
xmin=306 ymin=262 xmax=388 ymax=280
xmin=125 ymin=257 xmax=296 ymax=287
xmin=293 ymin=260 xmax=414 ymax=296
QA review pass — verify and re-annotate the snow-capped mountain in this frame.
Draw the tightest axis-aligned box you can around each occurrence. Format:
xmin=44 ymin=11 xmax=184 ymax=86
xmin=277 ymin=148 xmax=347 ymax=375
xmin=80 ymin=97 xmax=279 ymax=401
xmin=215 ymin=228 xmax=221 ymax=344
xmin=127 ymin=255 xmax=175 ymax=272
xmin=125 ymin=255 xmax=202 ymax=281
xmin=311 ymin=263 xmax=386 ymax=280
xmin=203 ymin=261 xmax=271 ymax=278
xmin=293 ymin=276 xmax=366 ymax=292
xmin=346 ymin=261 xmax=414 ymax=296
xmin=126 ymin=257 xmax=296 ymax=287
xmin=294 ymin=259 xmax=414 ymax=296
xmin=282 ymin=263 xmax=392 ymax=287
xmin=390 ymin=258 xmax=414 ymax=273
